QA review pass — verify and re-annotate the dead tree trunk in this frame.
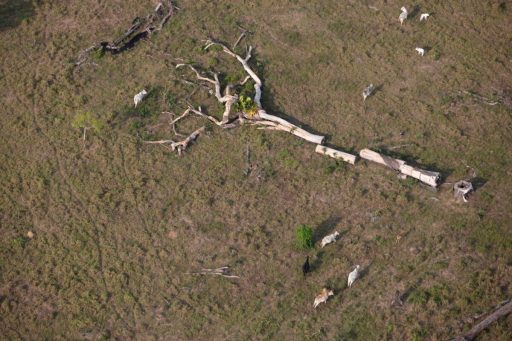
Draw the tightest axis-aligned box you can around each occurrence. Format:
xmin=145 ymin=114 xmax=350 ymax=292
xmin=453 ymin=300 xmax=512 ymax=341
xmin=359 ymin=148 xmax=440 ymax=187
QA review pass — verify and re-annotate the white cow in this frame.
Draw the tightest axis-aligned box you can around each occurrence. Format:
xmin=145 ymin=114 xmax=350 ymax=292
xmin=420 ymin=13 xmax=430 ymax=21
xmin=362 ymin=84 xmax=375 ymax=101
xmin=399 ymin=7 xmax=408 ymax=25
xmin=134 ymin=89 xmax=148 ymax=107
xmin=347 ymin=265 xmax=361 ymax=287
xmin=321 ymin=231 xmax=340 ymax=248
xmin=415 ymin=47 xmax=425 ymax=56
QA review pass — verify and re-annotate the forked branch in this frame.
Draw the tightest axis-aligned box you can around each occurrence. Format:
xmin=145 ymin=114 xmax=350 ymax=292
xmin=144 ymin=120 xmax=204 ymax=156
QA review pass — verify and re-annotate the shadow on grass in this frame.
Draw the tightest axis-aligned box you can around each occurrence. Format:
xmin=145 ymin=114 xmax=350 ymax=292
xmin=401 ymin=278 xmax=424 ymax=303
xmin=313 ymin=216 xmax=342 ymax=244
xmin=0 ymin=0 xmax=35 ymax=31
xmin=409 ymin=5 xmax=421 ymax=19
xmin=311 ymin=250 xmax=324 ymax=273
xmin=469 ymin=176 xmax=487 ymax=192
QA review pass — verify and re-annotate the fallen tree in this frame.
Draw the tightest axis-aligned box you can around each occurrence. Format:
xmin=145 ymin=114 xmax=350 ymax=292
xmin=75 ymin=0 xmax=177 ymax=66
xmin=146 ymin=36 xmax=325 ymax=154
xmin=142 ymin=34 xmax=444 ymax=189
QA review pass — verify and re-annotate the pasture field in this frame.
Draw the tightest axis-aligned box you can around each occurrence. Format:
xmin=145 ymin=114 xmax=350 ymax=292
xmin=1 ymin=1 xmax=511 ymax=339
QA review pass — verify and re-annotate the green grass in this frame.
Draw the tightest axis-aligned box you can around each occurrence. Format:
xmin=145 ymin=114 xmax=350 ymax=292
xmin=296 ymin=224 xmax=314 ymax=250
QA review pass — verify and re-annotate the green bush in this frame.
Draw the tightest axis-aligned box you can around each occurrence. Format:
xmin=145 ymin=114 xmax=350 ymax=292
xmin=296 ymin=224 xmax=314 ymax=249
xmin=235 ymin=95 xmax=257 ymax=117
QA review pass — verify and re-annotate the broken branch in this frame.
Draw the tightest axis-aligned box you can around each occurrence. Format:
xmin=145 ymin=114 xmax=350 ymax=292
xmin=144 ymin=126 xmax=205 ymax=156
xmin=460 ymin=90 xmax=500 ymax=106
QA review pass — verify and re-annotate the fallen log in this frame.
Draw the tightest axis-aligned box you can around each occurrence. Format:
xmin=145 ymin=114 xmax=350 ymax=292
xmin=75 ymin=0 xmax=177 ymax=66
xmin=359 ymin=148 xmax=440 ymax=187
xmin=453 ymin=299 xmax=512 ymax=341
xmin=315 ymin=145 xmax=356 ymax=165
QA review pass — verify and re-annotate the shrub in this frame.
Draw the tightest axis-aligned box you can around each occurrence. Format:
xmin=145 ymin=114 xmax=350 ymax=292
xmin=11 ymin=236 xmax=27 ymax=249
xmin=296 ymin=224 xmax=314 ymax=249
xmin=236 ymin=95 xmax=258 ymax=117
xmin=72 ymin=112 xmax=105 ymax=140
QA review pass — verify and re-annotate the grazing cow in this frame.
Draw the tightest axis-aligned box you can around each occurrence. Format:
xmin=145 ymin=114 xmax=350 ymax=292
xmin=321 ymin=231 xmax=340 ymax=248
xmin=313 ymin=288 xmax=334 ymax=308
xmin=399 ymin=7 xmax=408 ymax=25
xmin=362 ymin=84 xmax=375 ymax=101
xmin=347 ymin=265 xmax=361 ymax=287
xmin=302 ymin=256 xmax=310 ymax=277
xmin=134 ymin=89 xmax=148 ymax=107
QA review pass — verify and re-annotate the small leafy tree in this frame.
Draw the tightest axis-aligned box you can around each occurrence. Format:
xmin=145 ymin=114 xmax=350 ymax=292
xmin=72 ymin=112 xmax=105 ymax=140
xmin=296 ymin=224 xmax=314 ymax=249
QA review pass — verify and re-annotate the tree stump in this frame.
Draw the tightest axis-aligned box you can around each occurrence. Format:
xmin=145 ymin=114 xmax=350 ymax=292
xmin=453 ymin=180 xmax=473 ymax=202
